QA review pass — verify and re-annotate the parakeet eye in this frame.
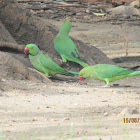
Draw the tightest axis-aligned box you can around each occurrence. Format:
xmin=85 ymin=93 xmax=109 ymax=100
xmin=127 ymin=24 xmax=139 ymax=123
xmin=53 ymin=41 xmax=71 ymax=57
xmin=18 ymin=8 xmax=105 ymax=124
xmin=31 ymin=47 xmax=33 ymax=49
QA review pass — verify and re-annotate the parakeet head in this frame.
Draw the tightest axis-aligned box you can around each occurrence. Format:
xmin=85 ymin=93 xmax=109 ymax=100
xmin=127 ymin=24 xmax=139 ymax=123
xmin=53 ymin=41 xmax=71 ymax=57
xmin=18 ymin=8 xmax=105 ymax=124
xmin=59 ymin=20 xmax=72 ymax=35
xmin=79 ymin=67 xmax=91 ymax=80
xmin=79 ymin=70 xmax=84 ymax=81
xmin=24 ymin=44 xmax=39 ymax=56
xmin=64 ymin=20 xmax=72 ymax=28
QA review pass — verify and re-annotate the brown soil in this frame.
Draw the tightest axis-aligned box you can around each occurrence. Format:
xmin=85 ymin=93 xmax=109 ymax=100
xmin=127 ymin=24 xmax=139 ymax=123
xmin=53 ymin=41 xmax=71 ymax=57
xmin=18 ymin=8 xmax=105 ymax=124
xmin=1 ymin=20 xmax=140 ymax=140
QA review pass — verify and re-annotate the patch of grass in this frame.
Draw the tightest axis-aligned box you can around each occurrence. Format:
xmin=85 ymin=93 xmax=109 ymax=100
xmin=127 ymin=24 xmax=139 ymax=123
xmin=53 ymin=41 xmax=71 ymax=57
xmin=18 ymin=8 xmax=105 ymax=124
xmin=122 ymin=127 xmax=130 ymax=140
xmin=69 ymin=123 xmax=74 ymax=139
xmin=0 ymin=128 xmax=4 ymax=140
xmin=0 ymin=123 xmax=132 ymax=140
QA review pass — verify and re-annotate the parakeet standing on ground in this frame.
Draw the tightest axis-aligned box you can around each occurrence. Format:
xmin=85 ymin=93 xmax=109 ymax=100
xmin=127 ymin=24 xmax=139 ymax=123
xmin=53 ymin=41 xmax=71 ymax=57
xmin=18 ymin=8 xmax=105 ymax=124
xmin=134 ymin=41 xmax=140 ymax=45
xmin=79 ymin=64 xmax=140 ymax=87
xmin=54 ymin=20 xmax=89 ymax=67
xmin=24 ymin=44 xmax=79 ymax=77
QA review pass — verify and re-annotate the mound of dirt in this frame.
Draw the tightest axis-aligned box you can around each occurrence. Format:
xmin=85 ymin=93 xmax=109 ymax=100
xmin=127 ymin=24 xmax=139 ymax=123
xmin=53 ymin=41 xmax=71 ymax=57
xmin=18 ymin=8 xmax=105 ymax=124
xmin=0 ymin=0 xmax=114 ymax=81
xmin=0 ymin=51 xmax=51 ymax=82
xmin=0 ymin=21 xmax=17 ymax=43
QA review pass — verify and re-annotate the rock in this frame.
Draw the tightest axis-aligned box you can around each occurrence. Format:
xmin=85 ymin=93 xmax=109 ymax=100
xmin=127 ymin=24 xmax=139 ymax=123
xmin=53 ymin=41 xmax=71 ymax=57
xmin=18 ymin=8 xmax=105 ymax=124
xmin=108 ymin=6 xmax=140 ymax=17
xmin=130 ymin=0 xmax=140 ymax=7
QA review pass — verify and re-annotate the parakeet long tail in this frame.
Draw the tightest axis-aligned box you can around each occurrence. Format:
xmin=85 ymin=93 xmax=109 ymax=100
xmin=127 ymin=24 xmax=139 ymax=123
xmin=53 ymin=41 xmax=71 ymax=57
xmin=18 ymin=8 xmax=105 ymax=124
xmin=74 ymin=56 xmax=89 ymax=67
xmin=133 ymin=41 xmax=140 ymax=45
xmin=128 ymin=71 xmax=140 ymax=77
xmin=61 ymin=71 xmax=79 ymax=76
xmin=78 ymin=61 xmax=89 ymax=67
xmin=64 ymin=54 xmax=89 ymax=67
xmin=68 ymin=71 xmax=79 ymax=75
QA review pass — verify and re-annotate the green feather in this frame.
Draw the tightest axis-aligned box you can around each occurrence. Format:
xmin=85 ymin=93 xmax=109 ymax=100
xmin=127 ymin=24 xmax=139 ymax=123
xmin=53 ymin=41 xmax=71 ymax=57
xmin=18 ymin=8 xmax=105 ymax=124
xmin=25 ymin=44 xmax=79 ymax=77
xmin=79 ymin=64 xmax=140 ymax=86
xmin=54 ymin=20 xmax=89 ymax=67
xmin=133 ymin=41 xmax=140 ymax=45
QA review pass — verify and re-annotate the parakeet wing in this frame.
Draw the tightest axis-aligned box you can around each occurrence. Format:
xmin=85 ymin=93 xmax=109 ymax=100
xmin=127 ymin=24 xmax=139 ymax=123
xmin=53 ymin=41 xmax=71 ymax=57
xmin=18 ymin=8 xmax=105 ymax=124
xmin=38 ymin=52 xmax=66 ymax=73
xmin=54 ymin=36 xmax=80 ymax=59
xmin=93 ymin=64 xmax=133 ymax=78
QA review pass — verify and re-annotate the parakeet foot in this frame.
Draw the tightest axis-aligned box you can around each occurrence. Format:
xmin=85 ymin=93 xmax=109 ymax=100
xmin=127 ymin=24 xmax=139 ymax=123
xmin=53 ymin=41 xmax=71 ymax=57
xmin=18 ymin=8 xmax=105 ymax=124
xmin=103 ymin=79 xmax=110 ymax=87
xmin=102 ymin=84 xmax=110 ymax=88
xmin=61 ymin=55 xmax=67 ymax=63
xmin=46 ymin=76 xmax=51 ymax=78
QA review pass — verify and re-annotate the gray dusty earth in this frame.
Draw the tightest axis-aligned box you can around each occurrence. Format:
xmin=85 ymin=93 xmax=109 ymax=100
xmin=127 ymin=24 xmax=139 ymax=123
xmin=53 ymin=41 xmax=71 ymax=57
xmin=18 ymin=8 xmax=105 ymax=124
xmin=1 ymin=19 xmax=140 ymax=140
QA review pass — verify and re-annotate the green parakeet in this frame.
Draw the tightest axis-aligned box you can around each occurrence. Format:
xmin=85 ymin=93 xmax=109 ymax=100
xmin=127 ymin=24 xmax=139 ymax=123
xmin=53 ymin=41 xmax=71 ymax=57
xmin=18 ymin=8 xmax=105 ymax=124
xmin=134 ymin=41 xmax=140 ymax=45
xmin=79 ymin=64 xmax=140 ymax=87
xmin=54 ymin=20 xmax=89 ymax=67
xmin=24 ymin=44 xmax=79 ymax=77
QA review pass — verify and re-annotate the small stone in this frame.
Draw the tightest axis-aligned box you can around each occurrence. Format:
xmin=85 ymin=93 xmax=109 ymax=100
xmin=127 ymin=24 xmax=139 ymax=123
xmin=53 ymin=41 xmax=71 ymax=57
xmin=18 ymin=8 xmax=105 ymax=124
xmin=46 ymin=106 xmax=50 ymax=108
xmin=64 ymin=117 xmax=70 ymax=121
xmin=83 ymin=15 xmax=90 ymax=20
xmin=36 ymin=10 xmax=44 ymax=14
xmin=59 ymin=92 xmax=64 ymax=94
xmin=45 ymin=10 xmax=55 ymax=14
xmin=32 ymin=118 xmax=37 ymax=122
xmin=103 ymin=112 xmax=108 ymax=117
xmin=85 ymin=9 xmax=90 ymax=14
xmin=1 ymin=79 xmax=6 ymax=82
xmin=101 ymin=100 xmax=108 ymax=102
xmin=76 ymin=12 xmax=84 ymax=16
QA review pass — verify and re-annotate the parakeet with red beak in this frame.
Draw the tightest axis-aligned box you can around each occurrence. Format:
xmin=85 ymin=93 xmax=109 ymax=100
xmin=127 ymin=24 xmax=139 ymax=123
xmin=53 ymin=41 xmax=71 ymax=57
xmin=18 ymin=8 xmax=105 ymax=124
xmin=79 ymin=64 xmax=140 ymax=87
xmin=54 ymin=20 xmax=89 ymax=67
xmin=24 ymin=44 xmax=79 ymax=77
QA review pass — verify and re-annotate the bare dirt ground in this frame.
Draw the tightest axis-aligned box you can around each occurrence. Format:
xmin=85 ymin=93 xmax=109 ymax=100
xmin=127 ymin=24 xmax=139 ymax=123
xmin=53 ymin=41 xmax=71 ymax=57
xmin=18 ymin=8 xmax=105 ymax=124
xmin=1 ymin=19 xmax=140 ymax=139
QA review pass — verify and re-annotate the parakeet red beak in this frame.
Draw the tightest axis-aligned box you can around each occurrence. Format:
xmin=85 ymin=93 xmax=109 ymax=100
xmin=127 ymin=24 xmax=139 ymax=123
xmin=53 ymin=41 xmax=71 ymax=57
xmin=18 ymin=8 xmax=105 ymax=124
xmin=24 ymin=47 xmax=29 ymax=54
xmin=79 ymin=76 xmax=83 ymax=81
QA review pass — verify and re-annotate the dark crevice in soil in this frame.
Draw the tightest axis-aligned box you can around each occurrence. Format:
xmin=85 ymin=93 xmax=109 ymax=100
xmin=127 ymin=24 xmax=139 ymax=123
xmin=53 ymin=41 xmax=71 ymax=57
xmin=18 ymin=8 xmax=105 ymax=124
xmin=113 ymin=56 xmax=140 ymax=63
xmin=0 ymin=47 xmax=22 ymax=54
